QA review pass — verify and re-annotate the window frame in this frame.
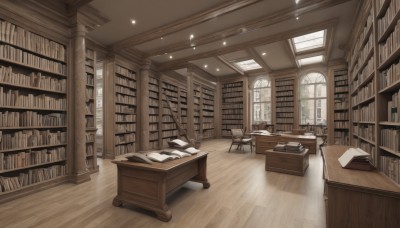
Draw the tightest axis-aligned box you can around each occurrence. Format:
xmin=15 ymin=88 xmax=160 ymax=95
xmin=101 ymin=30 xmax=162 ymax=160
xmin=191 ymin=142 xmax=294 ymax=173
xmin=252 ymin=78 xmax=272 ymax=124
xmin=299 ymin=72 xmax=327 ymax=125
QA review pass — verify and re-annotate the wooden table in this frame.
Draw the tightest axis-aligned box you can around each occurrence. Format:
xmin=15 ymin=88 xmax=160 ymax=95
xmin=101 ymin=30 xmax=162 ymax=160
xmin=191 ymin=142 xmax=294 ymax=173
xmin=253 ymin=133 xmax=317 ymax=154
xmin=322 ymin=146 xmax=400 ymax=228
xmin=265 ymin=149 xmax=309 ymax=176
xmin=112 ymin=151 xmax=210 ymax=222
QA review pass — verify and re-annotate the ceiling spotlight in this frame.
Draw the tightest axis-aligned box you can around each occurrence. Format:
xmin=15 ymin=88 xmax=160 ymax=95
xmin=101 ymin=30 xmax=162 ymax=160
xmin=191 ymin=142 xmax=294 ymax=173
xmin=190 ymin=34 xmax=194 ymax=40
xmin=193 ymin=47 xmax=196 ymax=50
xmin=262 ymin=52 xmax=267 ymax=56
xmin=223 ymin=41 xmax=227 ymax=46
xmin=131 ymin=19 xmax=136 ymax=24
xmin=204 ymin=64 xmax=208 ymax=68
xmin=295 ymin=0 xmax=300 ymax=4
xmin=160 ymin=37 xmax=163 ymax=40
xmin=169 ymin=55 xmax=173 ymax=59
xmin=296 ymin=16 xmax=299 ymax=20
xmin=216 ymin=68 xmax=220 ymax=72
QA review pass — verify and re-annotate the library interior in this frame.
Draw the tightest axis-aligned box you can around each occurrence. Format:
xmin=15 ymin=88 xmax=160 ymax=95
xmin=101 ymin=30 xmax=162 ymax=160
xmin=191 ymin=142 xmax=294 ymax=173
xmin=0 ymin=0 xmax=399 ymax=227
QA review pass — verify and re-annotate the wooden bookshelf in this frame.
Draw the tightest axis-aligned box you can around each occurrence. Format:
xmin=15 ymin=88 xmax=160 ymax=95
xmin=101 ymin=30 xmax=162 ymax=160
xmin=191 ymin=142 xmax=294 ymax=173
xmin=179 ymin=88 xmax=188 ymax=138
xmin=375 ymin=0 xmax=400 ymax=184
xmin=221 ymin=81 xmax=244 ymax=137
xmin=113 ymin=65 xmax=136 ymax=157
xmin=333 ymin=69 xmax=350 ymax=145
xmin=84 ymin=48 xmax=97 ymax=173
xmin=349 ymin=3 xmax=377 ymax=165
xmin=194 ymin=84 xmax=201 ymax=137
xmin=148 ymin=77 xmax=160 ymax=150
xmin=275 ymin=77 xmax=295 ymax=132
xmin=0 ymin=18 xmax=68 ymax=199
xmin=201 ymin=86 xmax=215 ymax=139
xmin=161 ymin=81 xmax=179 ymax=147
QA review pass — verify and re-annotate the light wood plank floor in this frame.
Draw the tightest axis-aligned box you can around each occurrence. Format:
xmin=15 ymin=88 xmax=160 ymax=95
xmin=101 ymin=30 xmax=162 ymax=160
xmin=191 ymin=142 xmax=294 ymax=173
xmin=0 ymin=139 xmax=326 ymax=228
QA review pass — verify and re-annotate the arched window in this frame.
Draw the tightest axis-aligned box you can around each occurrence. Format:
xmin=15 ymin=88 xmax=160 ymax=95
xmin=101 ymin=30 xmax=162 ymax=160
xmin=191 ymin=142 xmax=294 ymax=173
xmin=299 ymin=72 xmax=327 ymax=125
xmin=253 ymin=78 xmax=271 ymax=123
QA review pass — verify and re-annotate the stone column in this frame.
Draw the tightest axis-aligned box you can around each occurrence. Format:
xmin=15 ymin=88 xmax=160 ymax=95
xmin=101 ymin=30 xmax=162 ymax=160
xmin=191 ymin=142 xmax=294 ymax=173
xmin=71 ymin=23 xmax=90 ymax=183
xmin=139 ymin=59 xmax=151 ymax=151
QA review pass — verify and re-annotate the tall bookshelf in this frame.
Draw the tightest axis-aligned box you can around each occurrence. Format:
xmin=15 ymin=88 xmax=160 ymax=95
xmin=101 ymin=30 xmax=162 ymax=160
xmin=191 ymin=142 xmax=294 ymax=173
xmin=201 ymin=87 xmax=215 ymax=139
xmin=114 ymin=65 xmax=136 ymax=156
xmin=333 ymin=69 xmax=350 ymax=145
xmin=275 ymin=78 xmax=295 ymax=132
xmin=0 ymin=19 xmax=68 ymax=199
xmin=148 ymin=77 xmax=160 ymax=150
xmin=85 ymin=48 xmax=97 ymax=172
xmin=161 ymin=81 xmax=179 ymax=147
xmin=221 ymin=81 xmax=244 ymax=136
xmin=179 ymin=88 xmax=188 ymax=138
xmin=376 ymin=0 xmax=400 ymax=184
xmin=194 ymin=84 xmax=201 ymax=137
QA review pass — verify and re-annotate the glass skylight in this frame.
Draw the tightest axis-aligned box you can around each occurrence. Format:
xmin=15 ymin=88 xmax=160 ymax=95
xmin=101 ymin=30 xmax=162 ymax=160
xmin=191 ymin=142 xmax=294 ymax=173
xmin=234 ymin=59 xmax=262 ymax=71
xmin=298 ymin=55 xmax=324 ymax=66
xmin=292 ymin=30 xmax=325 ymax=52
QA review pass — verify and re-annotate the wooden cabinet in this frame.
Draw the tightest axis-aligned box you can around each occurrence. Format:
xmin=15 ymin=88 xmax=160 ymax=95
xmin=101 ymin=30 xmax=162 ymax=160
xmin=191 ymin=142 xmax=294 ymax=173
xmin=322 ymin=145 xmax=400 ymax=228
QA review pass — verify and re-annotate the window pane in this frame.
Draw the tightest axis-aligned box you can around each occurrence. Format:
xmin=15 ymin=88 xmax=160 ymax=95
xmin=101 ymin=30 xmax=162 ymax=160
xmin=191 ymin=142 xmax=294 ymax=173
xmin=253 ymin=102 xmax=271 ymax=122
xmin=300 ymin=100 xmax=315 ymax=124
xmin=316 ymin=84 xmax=327 ymax=97
xmin=316 ymin=99 xmax=327 ymax=125
xmin=253 ymin=89 xmax=260 ymax=102
xmin=300 ymin=85 xmax=315 ymax=98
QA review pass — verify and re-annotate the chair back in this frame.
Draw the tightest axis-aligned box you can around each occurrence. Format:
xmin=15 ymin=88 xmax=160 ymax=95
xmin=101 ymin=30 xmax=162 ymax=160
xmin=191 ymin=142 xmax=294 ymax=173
xmin=231 ymin=129 xmax=243 ymax=138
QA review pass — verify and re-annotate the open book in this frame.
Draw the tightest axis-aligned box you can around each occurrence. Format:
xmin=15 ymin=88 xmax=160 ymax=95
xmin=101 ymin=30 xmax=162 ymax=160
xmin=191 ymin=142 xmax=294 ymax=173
xmin=160 ymin=150 xmax=191 ymax=158
xmin=338 ymin=148 xmax=372 ymax=170
xmin=168 ymin=139 xmax=189 ymax=147
xmin=184 ymin=147 xmax=200 ymax=154
xmin=146 ymin=152 xmax=178 ymax=162
xmin=252 ymin=130 xmax=270 ymax=135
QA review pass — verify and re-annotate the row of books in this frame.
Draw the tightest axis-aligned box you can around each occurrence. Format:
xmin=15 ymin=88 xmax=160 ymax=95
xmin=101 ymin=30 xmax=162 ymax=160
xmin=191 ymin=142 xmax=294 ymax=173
xmin=115 ymin=114 xmax=136 ymax=122
xmin=161 ymin=130 xmax=178 ymax=138
xmin=334 ymin=86 xmax=349 ymax=93
xmin=0 ymin=66 xmax=66 ymax=92
xmin=115 ymin=85 xmax=135 ymax=96
xmin=0 ymin=164 xmax=67 ymax=193
xmin=360 ymin=141 xmax=376 ymax=164
xmin=334 ymin=112 xmax=349 ymax=119
xmin=149 ymin=132 xmax=159 ymax=141
xmin=115 ymin=143 xmax=134 ymax=156
xmin=276 ymin=96 xmax=294 ymax=102
xmin=276 ymin=118 xmax=294 ymax=124
xmin=275 ymin=80 xmax=294 ymax=87
xmin=116 ymin=66 xmax=135 ymax=79
xmin=359 ymin=101 xmax=375 ymax=122
xmin=377 ymin=0 xmax=400 ymax=40
xmin=275 ymin=124 xmax=293 ymax=131
xmin=149 ymin=123 xmax=158 ymax=131
xmin=0 ymin=130 xmax=67 ymax=151
xmin=381 ymin=128 xmax=400 ymax=152
xmin=335 ymin=80 xmax=348 ymax=87
xmin=86 ymin=74 xmax=94 ymax=86
xmin=276 ymin=107 xmax=294 ymax=112
xmin=85 ymin=133 xmax=95 ymax=142
xmin=222 ymin=81 xmax=242 ymax=88
xmin=149 ymin=107 xmax=158 ymax=115
xmin=86 ymin=145 xmax=94 ymax=156
xmin=275 ymin=87 xmax=294 ymax=93
xmin=334 ymin=121 xmax=349 ymax=128
xmin=351 ymin=57 xmax=374 ymax=92
xmin=0 ymin=87 xmax=66 ymax=110
xmin=116 ymin=94 xmax=136 ymax=104
xmin=380 ymin=156 xmax=400 ymax=185
xmin=115 ymin=133 xmax=135 ymax=144
xmin=223 ymin=97 xmax=243 ymax=103
xmin=0 ymin=20 xmax=65 ymax=61
xmin=222 ymin=103 xmax=243 ymax=109
xmin=0 ymin=111 xmax=65 ymax=127
xmin=349 ymin=8 xmax=373 ymax=68
xmin=149 ymin=77 xmax=158 ymax=85
xmin=380 ymin=60 xmax=400 ymax=90
xmin=387 ymin=89 xmax=400 ymax=122
xmin=115 ymin=75 xmax=136 ymax=88
xmin=276 ymin=113 xmax=294 ymax=118
xmin=0 ymin=147 xmax=66 ymax=171
xmin=276 ymin=101 xmax=294 ymax=107
xmin=378 ymin=20 xmax=400 ymax=65
xmin=85 ymin=117 xmax=94 ymax=128
xmin=223 ymin=92 xmax=243 ymax=98
xmin=115 ymin=124 xmax=136 ymax=133
xmin=353 ymin=80 xmax=375 ymax=105
xmin=359 ymin=124 xmax=375 ymax=141
xmin=0 ymin=44 xmax=66 ymax=75
xmin=162 ymin=123 xmax=177 ymax=130
xmin=115 ymin=104 xmax=135 ymax=114
xmin=203 ymin=111 xmax=214 ymax=116
xmin=222 ymin=119 xmax=244 ymax=124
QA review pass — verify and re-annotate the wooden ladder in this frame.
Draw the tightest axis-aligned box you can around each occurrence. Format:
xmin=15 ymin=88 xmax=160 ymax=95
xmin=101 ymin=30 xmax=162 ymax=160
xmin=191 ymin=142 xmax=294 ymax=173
xmin=162 ymin=89 xmax=192 ymax=145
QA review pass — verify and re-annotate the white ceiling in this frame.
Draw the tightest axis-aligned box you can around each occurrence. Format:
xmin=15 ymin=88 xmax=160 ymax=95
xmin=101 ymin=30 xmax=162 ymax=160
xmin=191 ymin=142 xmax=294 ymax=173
xmin=87 ymin=0 xmax=359 ymax=77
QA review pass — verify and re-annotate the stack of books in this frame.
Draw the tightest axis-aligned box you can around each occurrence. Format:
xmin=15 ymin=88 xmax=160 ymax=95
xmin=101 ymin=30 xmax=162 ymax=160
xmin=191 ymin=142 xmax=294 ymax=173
xmin=273 ymin=142 xmax=304 ymax=153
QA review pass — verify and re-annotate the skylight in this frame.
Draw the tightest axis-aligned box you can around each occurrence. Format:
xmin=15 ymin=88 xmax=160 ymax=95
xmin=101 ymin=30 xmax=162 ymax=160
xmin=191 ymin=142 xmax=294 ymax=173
xmin=292 ymin=30 xmax=325 ymax=52
xmin=234 ymin=59 xmax=262 ymax=71
xmin=298 ymin=55 xmax=324 ymax=66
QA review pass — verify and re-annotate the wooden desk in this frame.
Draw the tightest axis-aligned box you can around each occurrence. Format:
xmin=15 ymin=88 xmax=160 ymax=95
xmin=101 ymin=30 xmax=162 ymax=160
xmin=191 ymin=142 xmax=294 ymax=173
xmin=265 ymin=149 xmax=309 ymax=176
xmin=322 ymin=146 xmax=400 ymax=228
xmin=253 ymin=133 xmax=317 ymax=154
xmin=112 ymin=152 xmax=210 ymax=222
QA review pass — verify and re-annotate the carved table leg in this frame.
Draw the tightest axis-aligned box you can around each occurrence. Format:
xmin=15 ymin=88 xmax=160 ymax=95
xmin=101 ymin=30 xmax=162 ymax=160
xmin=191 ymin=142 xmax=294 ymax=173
xmin=112 ymin=196 xmax=123 ymax=207
xmin=155 ymin=209 xmax=172 ymax=222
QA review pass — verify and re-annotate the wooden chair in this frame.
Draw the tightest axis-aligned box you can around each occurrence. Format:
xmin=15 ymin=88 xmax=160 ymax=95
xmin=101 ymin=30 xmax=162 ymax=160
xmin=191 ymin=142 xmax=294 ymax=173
xmin=228 ymin=128 xmax=253 ymax=153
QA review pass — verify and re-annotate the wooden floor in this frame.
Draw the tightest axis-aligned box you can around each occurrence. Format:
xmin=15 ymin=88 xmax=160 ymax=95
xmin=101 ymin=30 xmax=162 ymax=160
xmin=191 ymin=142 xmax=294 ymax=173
xmin=0 ymin=139 xmax=326 ymax=228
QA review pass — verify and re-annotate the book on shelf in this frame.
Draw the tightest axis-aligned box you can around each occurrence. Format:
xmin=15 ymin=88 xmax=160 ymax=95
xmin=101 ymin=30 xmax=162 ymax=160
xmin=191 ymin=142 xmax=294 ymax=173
xmin=338 ymin=147 xmax=373 ymax=171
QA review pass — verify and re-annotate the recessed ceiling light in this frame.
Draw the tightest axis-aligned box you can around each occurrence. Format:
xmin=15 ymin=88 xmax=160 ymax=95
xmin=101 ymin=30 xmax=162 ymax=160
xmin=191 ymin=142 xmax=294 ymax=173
xmin=193 ymin=47 xmax=196 ymax=50
xmin=190 ymin=34 xmax=194 ymax=40
xmin=296 ymin=17 xmax=299 ymax=20
xmin=216 ymin=68 xmax=220 ymax=71
xmin=262 ymin=52 xmax=267 ymax=56
xmin=295 ymin=0 xmax=300 ymax=4
xmin=223 ymin=41 xmax=227 ymax=46
xmin=204 ymin=64 xmax=208 ymax=68
xmin=131 ymin=19 xmax=136 ymax=24
xmin=169 ymin=55 xmax=173 ymax=59
xmin=160 ymin=37 xmax=163 ymax=40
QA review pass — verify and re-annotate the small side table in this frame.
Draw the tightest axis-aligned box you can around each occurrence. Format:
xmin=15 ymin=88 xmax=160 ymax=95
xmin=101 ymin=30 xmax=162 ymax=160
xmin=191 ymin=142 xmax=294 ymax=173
xmin=265 ymin=149 xmax=309 ymax=176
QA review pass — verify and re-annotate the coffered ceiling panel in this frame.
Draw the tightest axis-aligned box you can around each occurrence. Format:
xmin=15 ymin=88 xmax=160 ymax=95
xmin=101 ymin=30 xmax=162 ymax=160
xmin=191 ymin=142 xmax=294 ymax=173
xmin=254 ymin=41 xmax=296 ymax=70
xmin=190 ymin=57 xmax=237 ymax=76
